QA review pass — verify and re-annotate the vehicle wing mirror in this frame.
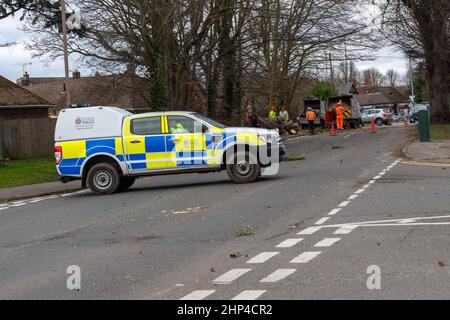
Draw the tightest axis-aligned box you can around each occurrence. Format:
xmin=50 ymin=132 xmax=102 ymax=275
xmin=202 ymin=125 xmax=209 ymax=133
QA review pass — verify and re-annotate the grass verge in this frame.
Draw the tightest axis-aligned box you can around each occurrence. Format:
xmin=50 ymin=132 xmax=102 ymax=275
xmin=0 ymin=157 xmax=58 ymax=189
xmin=431 ymin=124 xmax=450 ymax=140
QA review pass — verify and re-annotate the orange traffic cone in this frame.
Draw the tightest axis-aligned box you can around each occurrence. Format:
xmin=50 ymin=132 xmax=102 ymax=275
xmin=331 ymin=122 xmax=336 ymax=136
xmin=370 ymin=117 xmax=376 ymax=133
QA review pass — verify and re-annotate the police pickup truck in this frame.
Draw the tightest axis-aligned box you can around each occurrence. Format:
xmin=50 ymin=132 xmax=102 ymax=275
xmin=54 ymin=106 xmax=285 ymax=194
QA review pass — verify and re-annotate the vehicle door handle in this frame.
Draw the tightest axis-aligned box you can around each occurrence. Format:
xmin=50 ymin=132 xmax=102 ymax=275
xmin=130 ymin=140 xmax=141 ymax=144
xmin=170 ymin=138 xmax=179 ymax=142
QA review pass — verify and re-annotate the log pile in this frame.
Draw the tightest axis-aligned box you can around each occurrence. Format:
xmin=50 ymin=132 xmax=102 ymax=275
xmin=257 ymin=117 xmax=302 ymax=136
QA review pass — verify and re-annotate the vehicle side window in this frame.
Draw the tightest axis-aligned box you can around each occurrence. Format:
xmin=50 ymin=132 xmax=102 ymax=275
xmin=168 ymin=116 xmax=203 ymax=134
xmin=131 ymin=117 xmax=161 ymax=135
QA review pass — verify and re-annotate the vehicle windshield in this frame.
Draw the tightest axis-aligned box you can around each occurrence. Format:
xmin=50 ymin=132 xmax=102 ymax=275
xmin=192 ymin=113 xmax=227 ymax=129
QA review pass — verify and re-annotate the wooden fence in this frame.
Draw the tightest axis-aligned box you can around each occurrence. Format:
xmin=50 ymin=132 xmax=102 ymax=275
xmin=0 ymin=118 xmax=57 ymax=160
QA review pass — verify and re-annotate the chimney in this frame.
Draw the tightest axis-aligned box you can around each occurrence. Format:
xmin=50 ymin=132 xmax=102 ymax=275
xmin=72 ymin=70 xmax=81 ymax=79
xmin=21 ymin=71 xmax=30 ymax=86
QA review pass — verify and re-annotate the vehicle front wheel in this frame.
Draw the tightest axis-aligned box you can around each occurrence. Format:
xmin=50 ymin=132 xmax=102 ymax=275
xmin=226 ymin=151 xmax=260 ymax=184
xmin=87 ymin=163 xmax=121 ymax=195
xmin=375 ymin=118 xmax=384 ymax=126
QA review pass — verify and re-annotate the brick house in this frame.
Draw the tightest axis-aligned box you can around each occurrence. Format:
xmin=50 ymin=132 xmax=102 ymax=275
xmin=17 ymin=68 xmax=152 ymax=115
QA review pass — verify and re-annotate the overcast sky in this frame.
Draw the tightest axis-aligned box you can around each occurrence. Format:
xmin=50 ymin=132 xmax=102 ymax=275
xmin=0 ymin=14 xmax=409 ymax=83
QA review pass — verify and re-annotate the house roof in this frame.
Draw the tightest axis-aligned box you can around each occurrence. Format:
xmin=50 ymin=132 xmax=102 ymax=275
xmin=357 ymin=85 xmax=409 ymax=106
xmin=0 ymin=75 xmax=53 ymax=107
xmin=25 ymin=74 xmax=151 ymax=110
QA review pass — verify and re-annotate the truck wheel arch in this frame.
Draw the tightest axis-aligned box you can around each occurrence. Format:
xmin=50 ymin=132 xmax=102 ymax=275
xmin=81 ymin=154 xmax=124 ymax=188
xmin=221 ymin=143 xmax=258 ymax=167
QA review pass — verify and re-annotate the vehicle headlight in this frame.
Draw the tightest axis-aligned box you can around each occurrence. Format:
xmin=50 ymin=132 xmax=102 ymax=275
xmin=259 ymin=134 xmax=277 ymax=144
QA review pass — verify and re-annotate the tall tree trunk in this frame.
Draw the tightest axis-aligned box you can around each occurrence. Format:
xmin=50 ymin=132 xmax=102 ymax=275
xmin=431 ymin=15 xmax=450 ymax=122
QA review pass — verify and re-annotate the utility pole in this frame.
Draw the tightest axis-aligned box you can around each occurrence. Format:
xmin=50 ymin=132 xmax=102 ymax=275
xmin=329 ymin=52 xmax=334 ymax=87
xmin=60 ymin=0 xmax=71 ymax=107
xmin=409 ymin=57 xmax=414 ymax=104
xmin=344 ymin=37 xmax=349 ymax=84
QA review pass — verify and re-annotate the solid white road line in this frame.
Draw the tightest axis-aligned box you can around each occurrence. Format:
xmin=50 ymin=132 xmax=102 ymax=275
xmin=327 ymin=208 xmax=342 ymax=216
xmin=212 ymin=269 xmax=252 ymax=284
xmin=373 ymin=175 xmax=382 ymax=180
xmin=315 ymin=217 xmax=330 ymax=225
xmin=247 ymin=252 xmax=279 ymax=264
xmin=347 ymin=194 xmax=359 ymax=200
xmin=362 ymin=184 xmax=371 ymax=188
xmin=0 ymin=203 xmax=9 ymax=207
xmin=290 ymin=251 xmax=322 ymax=263
xmin=297 ymin=226 xmax=321 ymax=235
xmin=260 ymin=269 xmax=296 ymax=283
xmin=232 ymin=290 xmax=266 ymax=300
xmin=339 ymin=201 xmax=351 ymax=207
xmin=368 ymin=180 xmax=376 ymax=184
xmin=9 ymin=203 xmax=26 ymax=207
xmin=29 ymin=199 xmax=45 ymax=203
xmin=0 ymin=207 xmax=9 ymax=211
xmin=314 ymin=238 xmax=341 ymax=247
xmin=276 ymin=238 xmax=303 ymax=248
xmin=334 ymin=225 xmax=358 ymax=234
xmin=354 ymin=188 xmax=366 ymax=194
xmin=180 ymin=290 xmax=215 ymax=300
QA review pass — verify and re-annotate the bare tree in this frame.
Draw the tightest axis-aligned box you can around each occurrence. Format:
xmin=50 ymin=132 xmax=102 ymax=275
xmin=362 ymin=67 xmax=384 ymax=87
xmin=23 ymin=0 xmax=377 ymax=120
xmin=385 ymin=69 xmax=399 ymax=86
xmin=378 ymin=0 xmax=450 ymax=122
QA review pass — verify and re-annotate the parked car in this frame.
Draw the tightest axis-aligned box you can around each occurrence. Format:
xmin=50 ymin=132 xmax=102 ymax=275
xmin=360 ymin=109 xmax=392 ymax=126
xmin=409 ymin=103 xmax=430 ymax=123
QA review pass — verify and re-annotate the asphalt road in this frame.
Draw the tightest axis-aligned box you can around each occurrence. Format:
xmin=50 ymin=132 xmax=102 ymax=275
xmin=1 ymin=125 xmax=449 ymax=299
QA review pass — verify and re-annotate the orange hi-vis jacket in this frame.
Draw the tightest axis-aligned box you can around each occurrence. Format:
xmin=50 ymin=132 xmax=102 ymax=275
xmin=306 ymin=111 xmax=316 ymax=121
xmin=335 ymin=105 xmax=344 ymax=118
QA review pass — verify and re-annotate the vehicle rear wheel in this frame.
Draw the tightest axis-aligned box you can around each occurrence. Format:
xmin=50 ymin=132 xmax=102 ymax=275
xmin=119 ymin=176 xmax=136 ymax=191
xmin=375 ymin=118 xmax=384 ymax=126
xmin=87 ymin=163 xmax=121 ymax=195
xmin=226 ymin=151 xmax=260 ymax=184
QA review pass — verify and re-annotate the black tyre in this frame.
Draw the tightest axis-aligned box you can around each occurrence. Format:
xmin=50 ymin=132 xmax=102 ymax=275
xmin=87 ymin=163 xmax=121 ymax=195
xmin=226 ymin=150 xmax=260 ymax=184
xmin=119 ymin=176 xmax=136 ymax=191
xmin=375 ymin=118 xmax=384 ymax=126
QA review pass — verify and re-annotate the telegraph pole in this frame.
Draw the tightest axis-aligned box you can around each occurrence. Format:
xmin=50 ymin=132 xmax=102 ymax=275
xmin=60 ymin=0 xmax=71 ymax=107
xmin=329 ymin=52 xmax=334 ymax=87
xmin=409 ymin=57 xmax=414 ymax=104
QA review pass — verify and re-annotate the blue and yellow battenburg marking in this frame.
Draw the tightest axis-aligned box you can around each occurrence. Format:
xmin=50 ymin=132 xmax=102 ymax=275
xmin=56 ymin=114 xmax=265 ymax=176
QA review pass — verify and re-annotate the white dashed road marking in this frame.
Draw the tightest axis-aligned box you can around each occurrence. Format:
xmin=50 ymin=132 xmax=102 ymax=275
xmin=175 ymin=158 xmax=403 ymax=299
xmin=327 ymin=208 xmax=342 ymax=216
xmin=314 ymin=238 xmax=341 ymax=247
xmin=315 ymin=217 xmax=330 ymax=225
xmin=297 ymin=226 xmax=322 ymax=235
xmin=276 ymin=238 xmax=303 ymax=248
xmin=290 ymin=251 xmax=322 ymax=263
xmin=212 ymin=269 xmax=252 ymax=284
xmin=334 ymin=225 xmax=358 ymax=234
xmin=247 ymin=252 xmax=279 ymax=264
xmin=339 ymin=201 xmax=351 ymax=207
xmin=232 ymin=290 xmax=266 ymax=300
xmin=180 ymin=290 xmax=215 ymax=300
xmin=260 ymin=269 xmax=296 ymax=283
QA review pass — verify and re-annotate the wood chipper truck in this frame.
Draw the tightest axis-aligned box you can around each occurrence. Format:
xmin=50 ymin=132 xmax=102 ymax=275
xmin=298 ymin=98 xmax=325 ymax=129
xmin=325 ymin=95 xmax=361 ymax=129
